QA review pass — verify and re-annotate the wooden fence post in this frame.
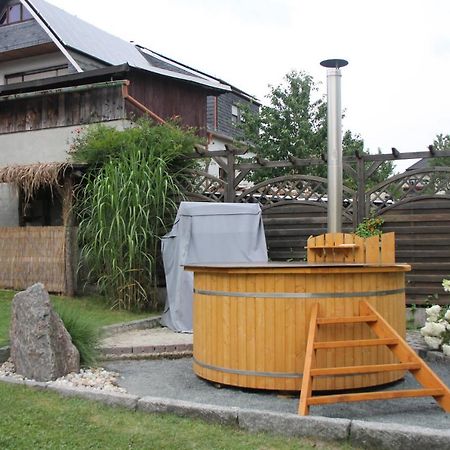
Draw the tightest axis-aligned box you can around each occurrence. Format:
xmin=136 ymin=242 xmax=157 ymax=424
xmin=225 ymin=146 xmax=236 ymax=203
xmin=356 ymin=154 xmax=367 ymax=225
xmin=62 ymin=176 xmax=76 ymax=296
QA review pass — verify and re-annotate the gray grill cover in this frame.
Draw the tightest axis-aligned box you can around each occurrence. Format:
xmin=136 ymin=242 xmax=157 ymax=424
xmin=161 ymin=202 xmax=268 ymax=332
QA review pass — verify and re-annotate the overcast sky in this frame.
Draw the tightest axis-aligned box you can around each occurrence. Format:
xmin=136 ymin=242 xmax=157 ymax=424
xmin=48 ymin=0 xmax=450 ymax=172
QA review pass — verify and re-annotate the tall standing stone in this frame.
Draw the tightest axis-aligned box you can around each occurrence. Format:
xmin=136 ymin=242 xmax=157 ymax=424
xmin=10 ymin=283 xmax=80 ymax=381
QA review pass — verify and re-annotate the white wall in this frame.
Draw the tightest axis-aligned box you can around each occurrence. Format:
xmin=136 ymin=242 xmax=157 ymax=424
xmin=0 ymin=52 xmax=68 ymax=85
xmin=0 ymin=120 xmax=131 ymax=165
xmin=0 ymin=119 xmax=132 ymax=226
xmin=0 ymin=184 xmax=18 ymax=226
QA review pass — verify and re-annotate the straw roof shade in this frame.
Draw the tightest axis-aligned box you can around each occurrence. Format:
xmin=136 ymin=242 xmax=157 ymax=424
xmin=0 ymin=162 xmax=72 ymax=201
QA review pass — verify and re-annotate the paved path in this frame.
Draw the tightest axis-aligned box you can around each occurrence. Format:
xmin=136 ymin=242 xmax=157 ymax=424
xmin=102 ymin=327 xmax=450 ymax=432
xmin=104 ymin=357 xmax=450 ymax=430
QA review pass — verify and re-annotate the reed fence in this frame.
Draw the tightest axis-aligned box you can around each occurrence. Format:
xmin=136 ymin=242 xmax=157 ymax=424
xmin=0 ymin=226 xmax=68 ymax=293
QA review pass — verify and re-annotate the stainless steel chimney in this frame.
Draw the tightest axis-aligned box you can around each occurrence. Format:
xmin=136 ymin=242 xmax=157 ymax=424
xmin=320 ymin=58 xmax=348 ymax=233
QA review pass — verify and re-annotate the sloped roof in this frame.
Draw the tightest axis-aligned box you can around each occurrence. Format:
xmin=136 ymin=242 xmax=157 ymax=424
xmin=26 ymin=0 xmax=151 ymax=68
xmin=138 ymin=45 xmax=259 ymax=104
xmin=405 ymin=159 xmax=429 ymax=171
xmin=22 ymin=0 xmax=230 ymax=92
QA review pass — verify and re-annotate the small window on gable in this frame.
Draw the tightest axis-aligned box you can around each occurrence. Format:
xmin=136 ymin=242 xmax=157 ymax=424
xmin=5 ymin=64 xmax=69 ymax=84
xmin=22 ymin=5 xmax=33 ymax=20
xmin=0 ymin=3 xmax=33 ymax=27
xmin=231 ymin=104 xmax=239 ymax=125
xmin=232 ymin=104 xmax=245 ymax=126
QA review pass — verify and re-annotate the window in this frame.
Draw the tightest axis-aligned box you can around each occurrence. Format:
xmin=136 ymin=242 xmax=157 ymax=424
xmin=231 ymin=104 xmax=245 ymax=126
xmin=0 ymin=3 xmax=33 ymax=26
xmin=5 ymin=65 xmax=70 ymax=84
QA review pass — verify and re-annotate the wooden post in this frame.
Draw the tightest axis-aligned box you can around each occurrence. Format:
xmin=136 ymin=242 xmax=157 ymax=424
xmin=355 ymin=153 xmax=366 ymax=226
xmin=62 ymin=176 xmax=76 ymax=296
xmin=225 ymin=145 xmax=236 ymax=203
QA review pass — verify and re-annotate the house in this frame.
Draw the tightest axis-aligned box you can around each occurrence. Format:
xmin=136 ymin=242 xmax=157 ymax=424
xmin=0 ymin=0 xmax=259 ymax=226
xmin=135 ymin=45 xmax=260 ymax=179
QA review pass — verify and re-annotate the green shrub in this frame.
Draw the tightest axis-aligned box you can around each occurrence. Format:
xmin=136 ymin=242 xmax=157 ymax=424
xmin=73 ymin=119 xmax=198 ymax=311
xmin=55 ymin=306 xmax=99 ymax=367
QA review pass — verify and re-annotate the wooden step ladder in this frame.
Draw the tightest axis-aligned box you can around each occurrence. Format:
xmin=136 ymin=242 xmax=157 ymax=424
xmin=298 ymin=301 xmax=450 ymax=416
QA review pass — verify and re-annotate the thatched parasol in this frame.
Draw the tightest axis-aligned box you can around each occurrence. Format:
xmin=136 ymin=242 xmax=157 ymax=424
xmin=0 ymin=162 xmax=72 ymax=201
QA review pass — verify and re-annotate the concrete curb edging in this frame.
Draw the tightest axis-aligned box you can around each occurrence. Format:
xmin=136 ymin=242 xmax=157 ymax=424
xmin=238 ymin=409 xmax=351 ymax=442
xmin=349 ymin=419 xmax=450 ymax=449
xmin=100 ymin=316 xmax=162 ymax=337
xmin=138 ymin=396 xmax=239 ymax=426
xmin=101 ymin=350 xmax=193 ymax=361
xmin=47 ymin=384 xmax=140 ymax=410
xmin=1 ymin=376 xmax=450 ymax=449
xmin=100 ymin=343 xmax=192 ymax=359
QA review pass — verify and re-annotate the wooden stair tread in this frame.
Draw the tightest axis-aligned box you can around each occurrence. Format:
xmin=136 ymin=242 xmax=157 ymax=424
xmin=298 ymin=300 xmax=450 ymax=416
xmin=307 ymin=388 xmax=445 ymax=405
xmin=310 ymin=362 xmax=420 ymax=377
xmin=316 ymin=315 xmax=377 ymax=325
xmin=314 ymin=338 xmax=398 ymax=349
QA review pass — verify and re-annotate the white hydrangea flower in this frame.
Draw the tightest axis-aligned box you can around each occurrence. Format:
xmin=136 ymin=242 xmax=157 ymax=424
xmin=423 ymin=336 xmax=443 ymax=350
xmin=442 ymin=344 xmax=450 ymax=357
xmin=442 ymin=279 xmax=450 ymax=293
xmin=421 ymin=322 xmax=434 ymax=337
xmin=444 ymin=309 xmax=450 ymax=322
xmin=420 ymin=321 xmax=446 ymax=337
xmin=426 ymin=304 xmax=441 ymax=318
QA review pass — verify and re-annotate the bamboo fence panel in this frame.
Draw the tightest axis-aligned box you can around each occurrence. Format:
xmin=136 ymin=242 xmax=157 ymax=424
xmin=0 ymin=227 xmax=67 ymax=293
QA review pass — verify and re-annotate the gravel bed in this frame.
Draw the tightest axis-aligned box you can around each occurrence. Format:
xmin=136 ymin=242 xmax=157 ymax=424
xmin=0 ymin=359 xmax=126 ymax=393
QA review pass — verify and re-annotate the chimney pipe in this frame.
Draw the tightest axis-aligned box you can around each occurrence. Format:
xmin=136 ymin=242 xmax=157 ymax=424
xmin=320 ymin=58 xmax=348 ymax=233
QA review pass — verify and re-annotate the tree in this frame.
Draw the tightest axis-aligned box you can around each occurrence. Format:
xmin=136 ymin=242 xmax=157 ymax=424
xmin=239 ymin=71 xmax=327 ymax=180
xmin=430 ymin=134 xmax=450 ymax=167
xmin=342 ymin=130 xmax=394 ymax=190
xmin=239 ymin=71 xmax=393 ymax=188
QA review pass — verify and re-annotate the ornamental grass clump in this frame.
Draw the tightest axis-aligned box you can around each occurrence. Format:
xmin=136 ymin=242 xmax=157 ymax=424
xmin=56 ymin=306 xmax=99 ymax=367
xmin=420 ymin=279 xmax=450 ymax=356
xmin=74 ymin=120 xmax=197 ymax=311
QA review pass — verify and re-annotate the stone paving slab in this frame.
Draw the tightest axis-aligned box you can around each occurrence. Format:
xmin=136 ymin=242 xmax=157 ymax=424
xmin=100 ymin=327 xmax=193 ymax=358
xmin=101 ymin=327 xmax=192 ymax=348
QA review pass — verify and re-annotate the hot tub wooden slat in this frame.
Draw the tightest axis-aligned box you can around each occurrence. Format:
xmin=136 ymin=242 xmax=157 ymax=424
xmin=192 ymin=263 xmax=410 ymax=391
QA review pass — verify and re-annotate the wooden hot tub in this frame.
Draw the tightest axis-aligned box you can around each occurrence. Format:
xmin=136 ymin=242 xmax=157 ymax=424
xmin=185 ymin=261 xmax=411 ymax=392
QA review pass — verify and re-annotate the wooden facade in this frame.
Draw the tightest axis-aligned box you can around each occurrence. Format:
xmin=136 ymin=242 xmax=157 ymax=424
xmin=127 ymin=72 xmax=208 ymax=134
xmin=0 ymin=83 xmax=126 ymax=134
xmin=0 ymin=67 xmax=214 ymax=135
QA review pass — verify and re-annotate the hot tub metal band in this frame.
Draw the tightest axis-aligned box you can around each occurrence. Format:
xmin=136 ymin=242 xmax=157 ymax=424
xmin=193 ymin=288 xmax=404 ymax=299
xmin=194 ymin=358 xmax=302 ymax=379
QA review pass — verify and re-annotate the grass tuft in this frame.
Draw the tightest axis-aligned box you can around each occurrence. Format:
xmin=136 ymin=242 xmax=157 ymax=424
xmin=55 ymin=305 xmax=99 ymax=367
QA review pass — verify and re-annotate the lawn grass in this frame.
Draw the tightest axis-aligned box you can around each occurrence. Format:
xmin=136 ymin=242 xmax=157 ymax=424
xmin=0 ymin=383 xmax=355 ymax=450
xmin=0 ymin=290 xmax=155 ymax=347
